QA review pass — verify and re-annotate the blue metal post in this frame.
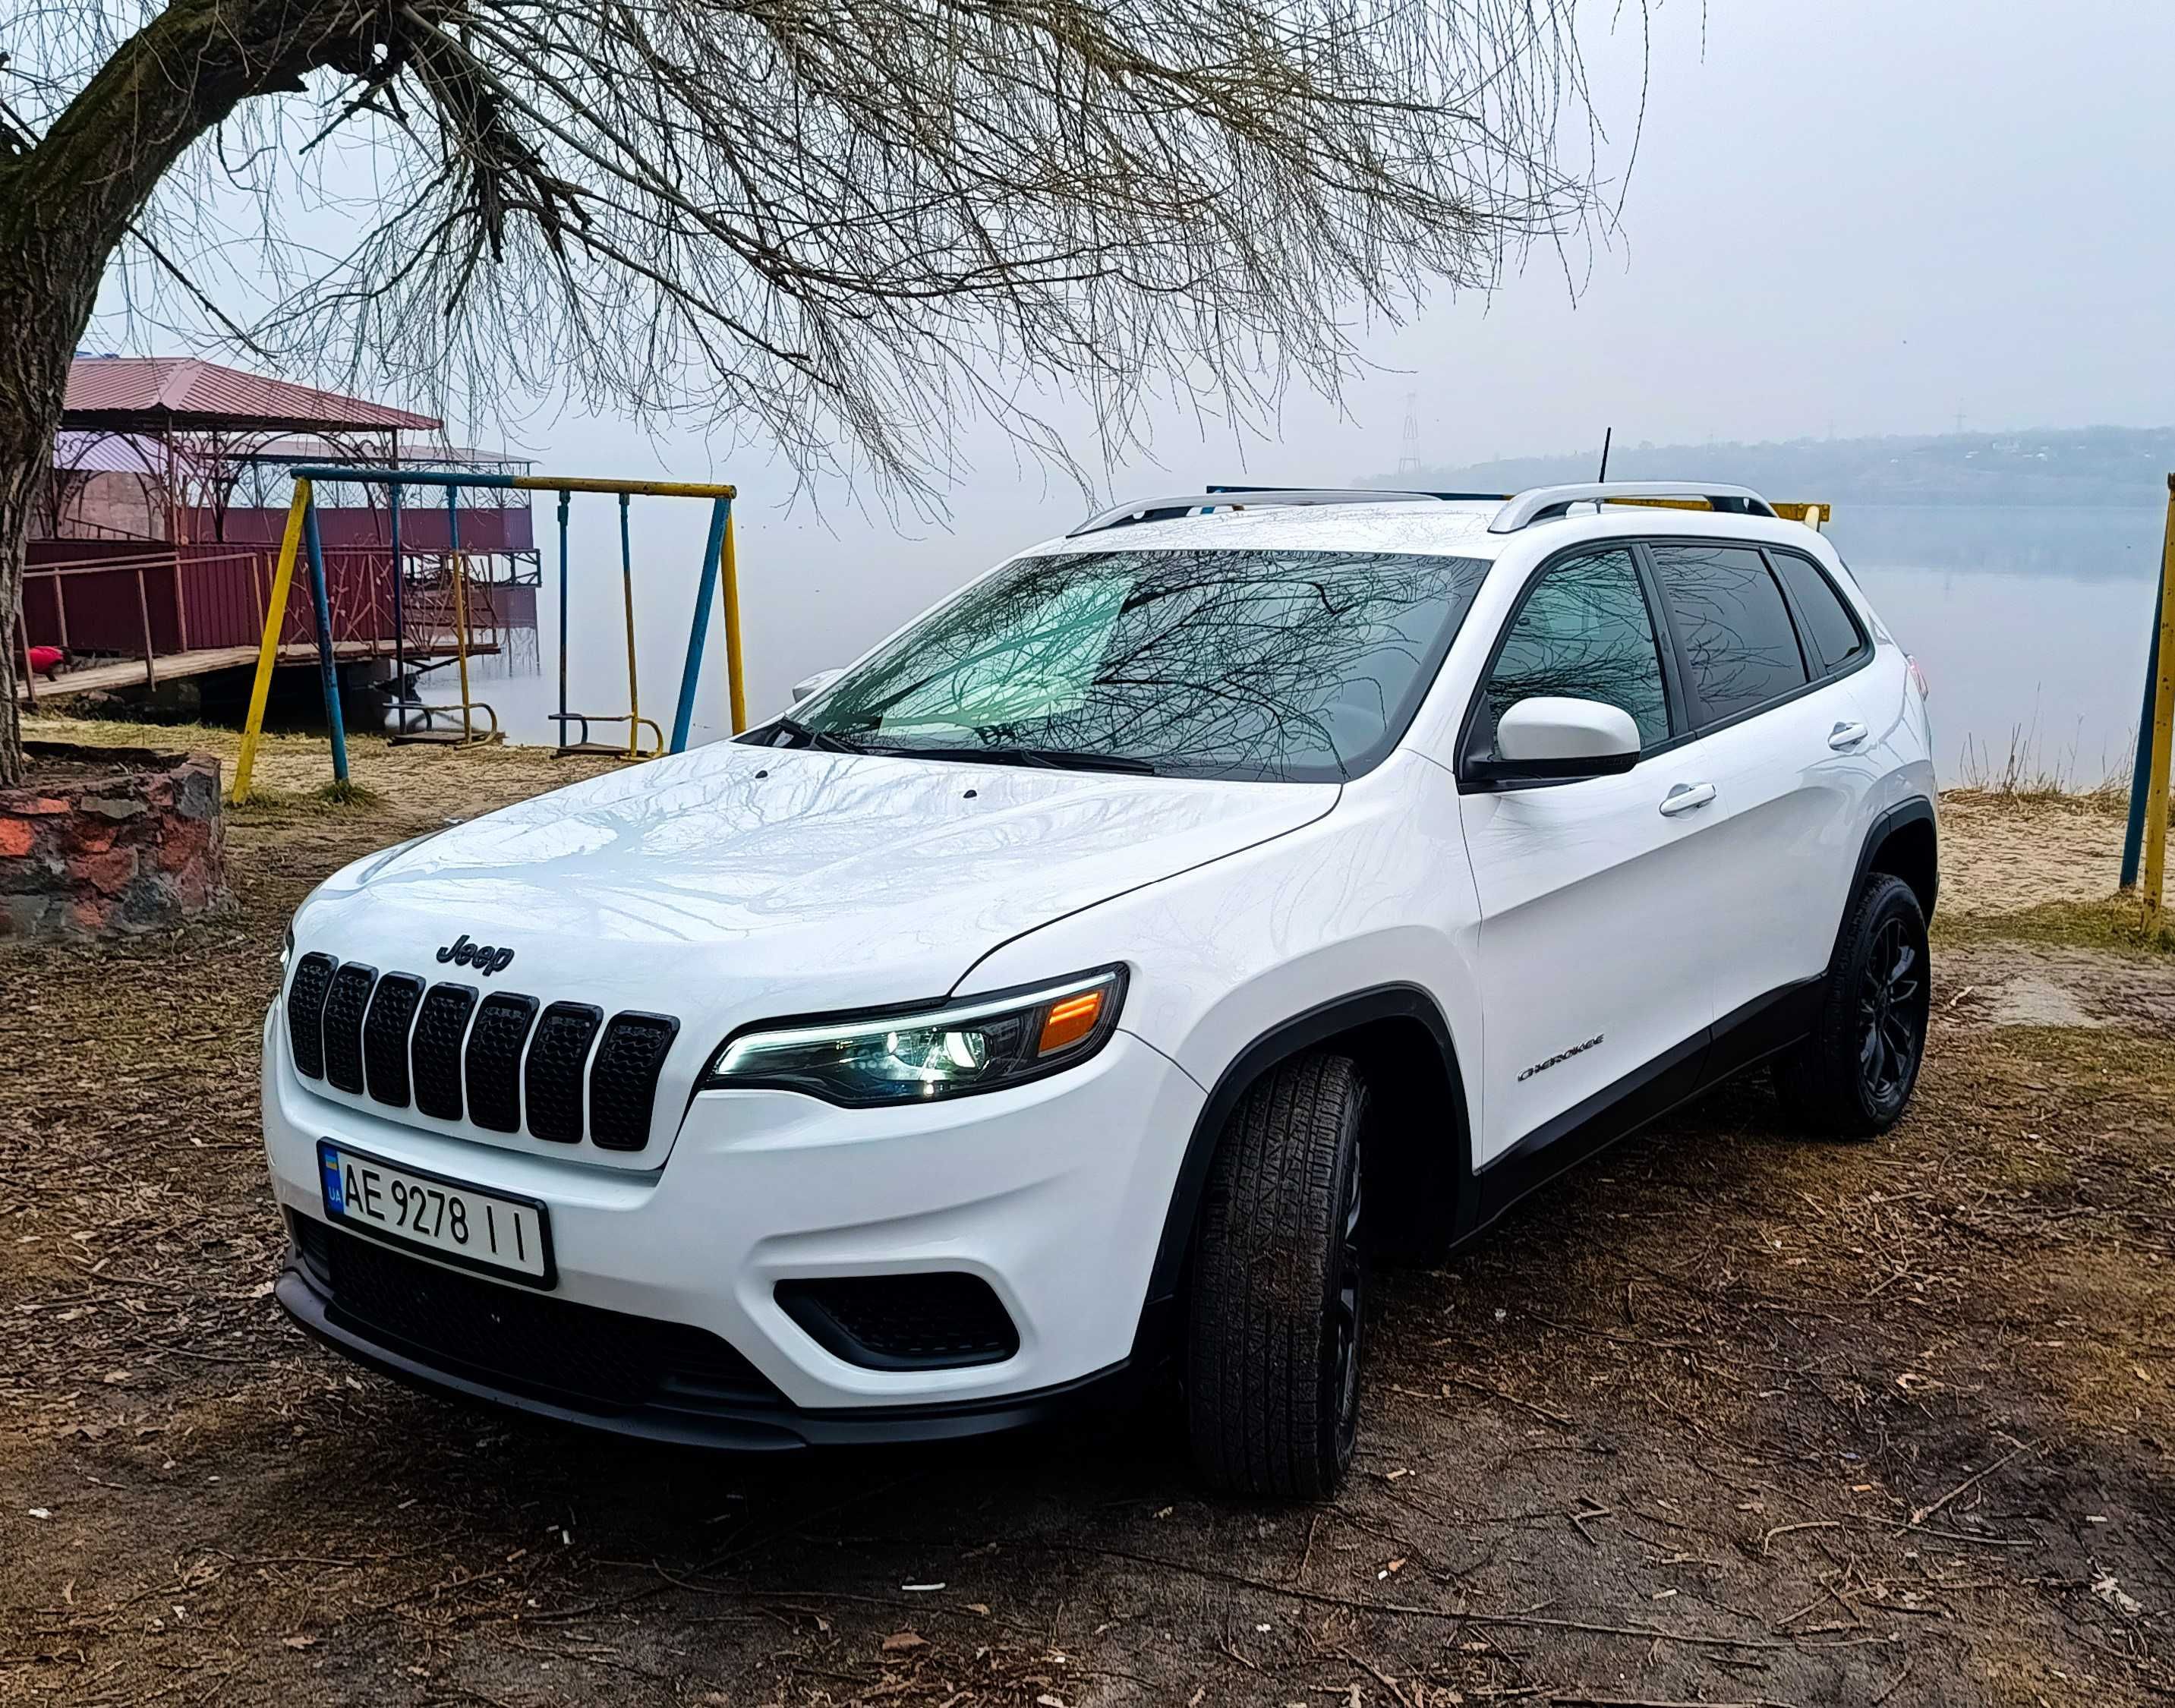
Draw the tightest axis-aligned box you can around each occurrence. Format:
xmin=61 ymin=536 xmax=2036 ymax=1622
xmin=389 ymin=481 xmax=405 ymax=736
xmin=671 ymin=496 xmax=730 ymax=754
xmin=556 ymin=490 xmax=572 ymax=752
xmin=2122 ymin=569 xmax=2166 ymax=887
xmin=302 ymin=499 xmax=350 ymax=784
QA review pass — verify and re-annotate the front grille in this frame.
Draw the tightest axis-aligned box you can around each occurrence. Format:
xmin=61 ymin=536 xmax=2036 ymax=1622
xmin=322 ymin=963 xmax=377 ymax=1094
xmin=288 ymin=962 xmax=678 ymax=1155
xmin=777 ymin=1274 xmax=1020 ymax=1370
xmin=293 ymin=1214 xmax=780 ymax=1413
xmin=589 ymin=1013 xmax=680 ymax=1151
xmin=465 ymin=993 xmax=539 ymax=1133
xmin=286 ymin=953 xmax=336 ymax=1079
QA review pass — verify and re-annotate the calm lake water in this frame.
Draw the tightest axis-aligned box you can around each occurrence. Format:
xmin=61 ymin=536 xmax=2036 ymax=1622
xmin=424 ymin=502 xmax=2170 ymax=788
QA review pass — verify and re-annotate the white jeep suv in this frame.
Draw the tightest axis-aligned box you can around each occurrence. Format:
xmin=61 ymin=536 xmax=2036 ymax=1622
xmin=264 ymin=482 xmax=1937 ymax=1496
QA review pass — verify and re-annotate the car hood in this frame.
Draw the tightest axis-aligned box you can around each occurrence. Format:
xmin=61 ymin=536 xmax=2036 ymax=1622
xmin=300 ymin=739 xmax=1335 ymax=1033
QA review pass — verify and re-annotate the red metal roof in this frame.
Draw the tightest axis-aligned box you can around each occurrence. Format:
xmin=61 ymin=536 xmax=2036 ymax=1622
xmin=62 ymin=357 xmax=440 ymax=433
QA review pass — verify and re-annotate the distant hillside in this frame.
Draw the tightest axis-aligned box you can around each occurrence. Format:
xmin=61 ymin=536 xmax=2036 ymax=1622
xmin=1371 ymin=427 xmax=2175 ymax=508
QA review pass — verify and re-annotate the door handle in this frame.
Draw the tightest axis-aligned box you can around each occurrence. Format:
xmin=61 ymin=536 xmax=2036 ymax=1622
xmin=1659 ymin=781 xmax=1716 ymax=817
xmin=1828 ymin=720 xmax=1870 ymax=751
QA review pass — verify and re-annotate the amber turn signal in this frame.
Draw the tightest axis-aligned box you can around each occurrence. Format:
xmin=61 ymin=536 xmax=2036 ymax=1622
xmin=1036 ymin=990 xmax=1105 ymax=1055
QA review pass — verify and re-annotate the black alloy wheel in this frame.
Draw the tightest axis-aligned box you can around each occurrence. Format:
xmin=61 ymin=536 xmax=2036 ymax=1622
xmin=1776 ymin=872 xmax=1931 ymax=1138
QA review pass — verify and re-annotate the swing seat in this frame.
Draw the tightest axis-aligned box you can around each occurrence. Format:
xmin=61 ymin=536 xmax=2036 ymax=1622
xmin=389 ymin=697 xmax=503 ymax=746
xmin=549 ymin=711 xmax=664 ymax=760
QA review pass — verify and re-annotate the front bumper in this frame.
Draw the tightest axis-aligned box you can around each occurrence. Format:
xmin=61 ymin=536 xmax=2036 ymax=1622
xmin=275 ymin=1250 xmax=1142 ymax=1448
xmin=262 ymin=1010 xmax=1207 ymax=1429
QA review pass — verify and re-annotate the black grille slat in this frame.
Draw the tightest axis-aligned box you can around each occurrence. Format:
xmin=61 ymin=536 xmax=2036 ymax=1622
xmin=301 ymin=1217 xmax=779 ymax=1412
xmin=363 ymin=975 xmax=424 ymax=1107
xmin=321 ymin=964 xmax=377 ymax=1095
xmin=411 ymin=984 xmax=478 ymax=1121
xmin=285 ymin=953 xmax=336 ymax=1080
xmin=525 ymin=1003 xmax=602 ymax=1142
xmin=465 ymin=993 xmax=540 ymax=1133
xmin=589 ymin=1012 xmax=680 ymax=1152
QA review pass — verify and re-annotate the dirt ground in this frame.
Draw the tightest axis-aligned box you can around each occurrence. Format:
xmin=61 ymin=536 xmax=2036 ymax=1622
xmin=3 ymin=718 xmax=2172 ymax=1707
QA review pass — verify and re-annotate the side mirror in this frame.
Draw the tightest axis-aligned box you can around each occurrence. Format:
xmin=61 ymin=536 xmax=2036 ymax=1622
xmin=1469 ymin=695 xmax=1640 ymax=786
xmin=790 ymin=667 xmax=844 ymax=704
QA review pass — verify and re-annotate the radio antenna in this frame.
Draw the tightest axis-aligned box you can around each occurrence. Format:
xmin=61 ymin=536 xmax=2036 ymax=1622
xmin=1597 ymin=427 xmax=1613 ymax=481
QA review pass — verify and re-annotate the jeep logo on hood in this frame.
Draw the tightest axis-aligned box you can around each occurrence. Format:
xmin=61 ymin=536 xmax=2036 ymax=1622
xmin=437 ymin=934 xmax=515 ymax=976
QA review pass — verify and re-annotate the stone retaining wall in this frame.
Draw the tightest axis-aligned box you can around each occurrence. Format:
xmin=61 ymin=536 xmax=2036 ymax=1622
xmin=0 ymin=744 xmax=231 ymax=941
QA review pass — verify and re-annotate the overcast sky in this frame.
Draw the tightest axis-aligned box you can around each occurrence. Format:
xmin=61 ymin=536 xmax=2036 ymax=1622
xmin=514 ymin=0 xmax=2175 ymax=493
xmin=80 ymin=0 xmax=2175 ymax=724
xmin=598 ymin=0 xmax=2175 ymax=716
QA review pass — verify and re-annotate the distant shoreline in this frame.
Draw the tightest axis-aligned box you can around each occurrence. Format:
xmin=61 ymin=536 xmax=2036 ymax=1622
xmin=1373 ymin=424 xmax=2175 ymax=512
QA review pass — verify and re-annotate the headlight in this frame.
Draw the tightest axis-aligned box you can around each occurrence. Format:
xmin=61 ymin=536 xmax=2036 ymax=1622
xmin=281 ymin=919 xmax=295 ymax=972
xmin=701 ymin=967 xmax=1127 ymax=1106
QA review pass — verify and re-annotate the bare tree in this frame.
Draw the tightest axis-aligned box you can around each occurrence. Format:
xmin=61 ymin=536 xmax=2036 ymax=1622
xmin=0 ymin=0 xmax=1628 ymax=782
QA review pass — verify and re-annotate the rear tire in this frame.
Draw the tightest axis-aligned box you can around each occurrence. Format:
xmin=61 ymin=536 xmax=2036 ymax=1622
xmin=1185 ymin=1052 xmax=1368 ymax=1498
xmin=1774 ymin=874 xmax=1931 ymax=1138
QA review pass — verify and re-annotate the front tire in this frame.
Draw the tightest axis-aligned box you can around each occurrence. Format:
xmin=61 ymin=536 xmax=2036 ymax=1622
xmin=1185 ymin=1052 xmax=1367 ymax=1498
xmin=1775 ymin=873 xmax=1931 ymax=1137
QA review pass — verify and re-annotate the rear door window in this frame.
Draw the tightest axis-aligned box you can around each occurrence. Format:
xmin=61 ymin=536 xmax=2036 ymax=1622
xmin=1770 ymin=550 xmax=1869 ymax=675
xmin=1649 ymin=544 xmax=1809 ymax=726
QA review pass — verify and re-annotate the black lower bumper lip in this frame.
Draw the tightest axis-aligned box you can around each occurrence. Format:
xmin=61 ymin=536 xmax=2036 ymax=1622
xmin=274 ymin=1256 xmax=1134 ymax=1450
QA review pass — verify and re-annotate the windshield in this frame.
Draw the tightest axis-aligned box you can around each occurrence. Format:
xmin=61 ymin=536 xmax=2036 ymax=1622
xmin=773 ymin=548 xmax=1492 ymax=781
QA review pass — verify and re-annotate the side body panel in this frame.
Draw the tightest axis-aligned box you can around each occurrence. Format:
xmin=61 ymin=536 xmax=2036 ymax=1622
xmin=1452 ymin=761 xmax=1718 ymax=1164
xmin=1658 ymin=667 xmax=1884 ymax=1023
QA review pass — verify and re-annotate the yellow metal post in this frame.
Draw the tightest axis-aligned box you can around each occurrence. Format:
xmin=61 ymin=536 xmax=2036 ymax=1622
xmin=450 ymin=551 xmax=474 ymax=745
xmin=2141 ymin=477 xmax=2175 ymax=937
xmin=231 ymin=482 xmax=312 ymax=802
xmin=720 ymin=501 xmax=747 ymax=734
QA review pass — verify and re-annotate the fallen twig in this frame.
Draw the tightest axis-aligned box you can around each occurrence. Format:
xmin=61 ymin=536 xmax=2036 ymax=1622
xmin=1911 ymin=1441 xmax=2032 ymax=1525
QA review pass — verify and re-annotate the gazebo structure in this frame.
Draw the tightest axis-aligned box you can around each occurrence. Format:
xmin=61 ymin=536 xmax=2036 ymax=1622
xmin=16 ymin=355 xmax=537 ymax=707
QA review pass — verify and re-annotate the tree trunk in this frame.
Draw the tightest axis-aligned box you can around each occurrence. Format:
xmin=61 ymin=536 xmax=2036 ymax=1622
xmin=0 ymin=249 xmax=102 ymax=785
xmin=0 ymin=0 xmax=381 ymax=784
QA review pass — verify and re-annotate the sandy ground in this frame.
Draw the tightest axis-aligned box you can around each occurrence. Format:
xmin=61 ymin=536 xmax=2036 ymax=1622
xmin=2 ymin=719 xmax=2171 ymax=1706
xmin=1934 ymin=792 xmax=2136 ymax=918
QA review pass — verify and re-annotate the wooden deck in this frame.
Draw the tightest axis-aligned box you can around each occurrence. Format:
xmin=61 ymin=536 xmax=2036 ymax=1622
xmin=14 ymin=636 xmax=495 ymax=704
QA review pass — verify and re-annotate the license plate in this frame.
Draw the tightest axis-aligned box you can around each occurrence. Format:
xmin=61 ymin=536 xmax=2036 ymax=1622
xmin=317 ymin=1140 xmax=554 ymax=1287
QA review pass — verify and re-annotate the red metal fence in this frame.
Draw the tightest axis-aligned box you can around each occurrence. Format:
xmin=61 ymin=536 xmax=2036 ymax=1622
xmin=18 ymin=539 xmax=533 ymax=683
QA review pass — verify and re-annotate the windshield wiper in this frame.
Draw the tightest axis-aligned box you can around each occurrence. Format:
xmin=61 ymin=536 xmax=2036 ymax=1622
xmin=764 ymin=715 xmax=868 ymax=755
xmin=899 ymin=745 xmax=1161 ymax=776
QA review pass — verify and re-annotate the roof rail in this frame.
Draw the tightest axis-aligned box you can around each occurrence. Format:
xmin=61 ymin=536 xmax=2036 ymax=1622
xmin=1067 ymin=487 xmax=1485 ymax=539
xmin=1487 ymin=481 xmax=1777 ymax=534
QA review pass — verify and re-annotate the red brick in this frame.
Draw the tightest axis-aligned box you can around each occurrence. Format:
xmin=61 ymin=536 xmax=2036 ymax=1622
xmin=68 ymin=846 xmax=137 ymax=897
xmin=156 ymin=817 xmax=210 ymax=873
xmin=66 ymin=818 xmax=121 ymax=856
xmin=0 ymin=817 xmax=31 ymax=859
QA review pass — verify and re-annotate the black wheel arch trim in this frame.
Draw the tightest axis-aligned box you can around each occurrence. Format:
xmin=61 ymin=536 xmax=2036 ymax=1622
xmin=1852 ymin=796 xmax=1940 ymax=922
xmin=1131 ymin=982 xmax=1470 ymax=1360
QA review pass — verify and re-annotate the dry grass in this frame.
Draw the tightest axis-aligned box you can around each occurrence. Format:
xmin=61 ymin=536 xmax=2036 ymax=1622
xmin=1951 ymin=726 xmax=2137 ymax=805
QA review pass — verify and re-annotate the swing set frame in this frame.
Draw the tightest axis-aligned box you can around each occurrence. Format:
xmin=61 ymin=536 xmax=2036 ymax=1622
xmin=229 ymin=467 xmax=743 ymax=802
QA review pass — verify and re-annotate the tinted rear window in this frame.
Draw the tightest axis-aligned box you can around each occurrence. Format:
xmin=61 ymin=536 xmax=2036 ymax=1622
xmin=1650 ymin=544 xmax=1809 ymax=725
xmin=1770 ymin=550 xmax=1868 ymax=674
